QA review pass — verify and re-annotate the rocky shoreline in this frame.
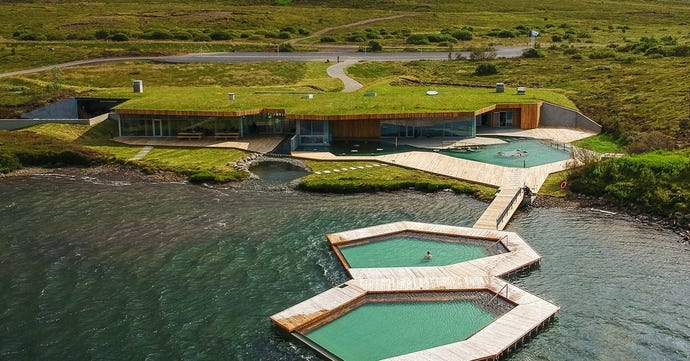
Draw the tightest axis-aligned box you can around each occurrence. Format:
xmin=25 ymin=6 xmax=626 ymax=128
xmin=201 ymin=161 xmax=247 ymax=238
xmin=3 ymin=164 xmax=688 ymax=245
xmin=0 ymin=164 xmax=188 ymax=184
xmin=531 ymin=194 xmax=690 ymax=245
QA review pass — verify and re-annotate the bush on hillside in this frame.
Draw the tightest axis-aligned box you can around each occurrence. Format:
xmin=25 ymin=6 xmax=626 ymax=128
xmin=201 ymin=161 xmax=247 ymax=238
xmin=111 ymin=33 xmax=129 ymax=42
xmin=13 ymin=30 xmax=47 ymax=41
xmin=522 ymin=48 xmax=544 ymax=58
xmin=486 ymin=29 xmax=516 ymax=38
xmin=474 ymin=63 xmax=498 ymax=76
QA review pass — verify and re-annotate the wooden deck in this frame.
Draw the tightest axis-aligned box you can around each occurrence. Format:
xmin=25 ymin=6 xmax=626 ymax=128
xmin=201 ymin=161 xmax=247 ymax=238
xmin=294 ymin=149 xmax=571 ymax=231
xmin=271 ymin=221 xmax=558 ymax=360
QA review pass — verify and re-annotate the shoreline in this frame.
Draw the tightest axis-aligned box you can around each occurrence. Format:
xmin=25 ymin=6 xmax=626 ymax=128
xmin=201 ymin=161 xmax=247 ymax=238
xmin=0 ymin=164 xmax=189 ymax=184
xmin=532 ymin=194 xmax=690 ymax=244
xmin=2 ymin=164 xmax=688 ymax=244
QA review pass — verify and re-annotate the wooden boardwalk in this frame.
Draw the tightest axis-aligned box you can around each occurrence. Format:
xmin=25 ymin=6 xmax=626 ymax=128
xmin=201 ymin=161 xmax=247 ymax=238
xmin=294 ymin=150 xmax=571 ymax=230
xmin=270 ymin=221 xmax=558 ymax=360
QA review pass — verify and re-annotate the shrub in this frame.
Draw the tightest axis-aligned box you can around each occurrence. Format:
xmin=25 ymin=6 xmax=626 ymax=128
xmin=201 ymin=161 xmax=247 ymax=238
xmin=142 ymin=29 xmax=174 ymax=40
xmin=210 ymin=30 xmax=234 ymax=40
xmin=278 ymin=42 xmax=294 ymax=52
xmin=0 ymin=152 xmax=21 ymax=173
xmin=13 ymin=30 xmax=46 ymax=41
xmin=320 ymin=36 xmax=337 ymax=43
xmin=345 ymin=33 xmax=366 ymax=42
xmin=669 ymin=45 xmax=690 ymax=57
xmin=169 ymin=30 xmax=192 ymax=40
xmin=452 ymin=30 xmax=473 ymax=41
xmin=406 ymin=34 xmax=430 ymax=45
xmin=94 ymin=30 xmax=110 ymax=40
xmin=522 ymin=48 xmax=544 ymax=58
xmin=626 ymin=131 xmax=676 ymax=154
xmin=280 ymin=26 xmax=296 ymax=34
xmin=277 ymin=31 xmax=292 ymax=39
xmin=487 ymin=29 xmax=516 ymax=38
xmin=644 ymin=46 xmax=665 ymax=57
xmin=427 ymin=34 xmax=456 ymax=43
xmin=474 ymin=63 xmax=498 ymax=76
xmin=111 ymin=33 xmax=129 ymax=42
xmin=193 ymin=33 xmax=212 ymax=42
xmin=368 ymin=40 xmax=382 ymax=52
xmin=552 ymin=35 xmax=562 ymax=42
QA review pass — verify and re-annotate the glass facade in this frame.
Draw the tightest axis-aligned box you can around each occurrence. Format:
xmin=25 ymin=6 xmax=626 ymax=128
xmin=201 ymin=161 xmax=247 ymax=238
xmin=119 ymin=112 xmax=294 ymax=137
xmin=297 ymin=120 xmax=330 ymax=146
xmin=380 ymin=117 xmax=476 ymax=139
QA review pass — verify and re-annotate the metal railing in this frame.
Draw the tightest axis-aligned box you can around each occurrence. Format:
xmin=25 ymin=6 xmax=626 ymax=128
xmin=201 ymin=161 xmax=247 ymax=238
xmin=486 ymin=283 xmax=509 ymax=306
xmin=495 ymin=187 xmax=524 ymax=228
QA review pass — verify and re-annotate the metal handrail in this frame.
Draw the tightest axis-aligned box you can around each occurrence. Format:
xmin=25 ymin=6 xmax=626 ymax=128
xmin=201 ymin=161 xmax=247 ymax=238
xmin=495 ymin=187 xmax=524 ymax=228
xmin=486 ymin=283 xmax=509 ymax=305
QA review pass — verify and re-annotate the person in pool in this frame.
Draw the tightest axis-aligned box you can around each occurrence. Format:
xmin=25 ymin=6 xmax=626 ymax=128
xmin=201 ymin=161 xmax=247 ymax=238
xmin=424 ymin=251 xmax=432 ymax=260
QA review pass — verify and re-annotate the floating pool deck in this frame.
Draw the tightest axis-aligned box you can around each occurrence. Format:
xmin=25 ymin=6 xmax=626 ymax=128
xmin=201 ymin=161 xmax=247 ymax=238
xmin=271 ymin=221 xmax=559 ymax=360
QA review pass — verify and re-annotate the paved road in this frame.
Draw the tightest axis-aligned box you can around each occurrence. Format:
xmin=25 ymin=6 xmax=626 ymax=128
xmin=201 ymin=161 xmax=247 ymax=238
xmin=0 ymin=46 xmax=529 ymax=79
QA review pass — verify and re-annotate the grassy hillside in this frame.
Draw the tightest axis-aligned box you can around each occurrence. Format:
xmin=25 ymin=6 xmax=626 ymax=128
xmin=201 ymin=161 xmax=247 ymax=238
xmin=3 ymin=0 xmax=690 ymax=72
xmin=2 ymin=0 xmax=690 ymax=216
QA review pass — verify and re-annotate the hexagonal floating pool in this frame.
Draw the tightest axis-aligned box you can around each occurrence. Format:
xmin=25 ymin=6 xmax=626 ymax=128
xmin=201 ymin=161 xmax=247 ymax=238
xmin=299 ymin=291 xmax=513 ymax=361
xmin=271 ymin=221 xmax=559 ymax=360
xmin=334 ymin=231 xmax=508 ymax=268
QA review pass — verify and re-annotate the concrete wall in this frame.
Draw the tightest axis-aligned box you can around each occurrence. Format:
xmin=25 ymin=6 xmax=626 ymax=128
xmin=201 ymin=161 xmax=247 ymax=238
xmin=21 ymin=98 xmax=78 ymax=119
xmin=540 ymin=102 xmax=602 ymax=133
xmin=0 ymin=114 xmax=109 ymax=130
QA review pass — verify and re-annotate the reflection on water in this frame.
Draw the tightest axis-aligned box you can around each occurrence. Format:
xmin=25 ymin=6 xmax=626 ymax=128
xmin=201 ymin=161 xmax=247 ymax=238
xmin=249 ymin=161 xmax=309 ymax=186
xmin=0 ymin=176 xmax=688 ymax=360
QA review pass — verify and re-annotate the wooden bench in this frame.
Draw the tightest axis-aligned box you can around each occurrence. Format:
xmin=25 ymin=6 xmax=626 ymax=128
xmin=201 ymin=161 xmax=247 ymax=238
xmin=177 ymin=132 xmax=203 ymax=140
xmin=214 ymin=132 xmax=240 ymax=140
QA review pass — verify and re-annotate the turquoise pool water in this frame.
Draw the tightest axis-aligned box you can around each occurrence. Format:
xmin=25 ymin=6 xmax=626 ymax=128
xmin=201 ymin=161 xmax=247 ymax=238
xmin=440 ymin=138 xmax=571 ymax=167
xmin=339 ymin=237 xmax=490 ymax=268
xmin=304 ymin=299 xmax=496 ymax=361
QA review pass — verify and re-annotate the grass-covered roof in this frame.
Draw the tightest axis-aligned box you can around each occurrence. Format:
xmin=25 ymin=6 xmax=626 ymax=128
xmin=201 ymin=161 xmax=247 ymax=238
xmin=106 ymin=80 xmax=576 ymax=115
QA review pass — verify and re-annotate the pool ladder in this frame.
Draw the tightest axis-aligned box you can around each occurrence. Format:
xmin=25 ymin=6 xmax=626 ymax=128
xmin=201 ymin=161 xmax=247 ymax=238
xmin=486 ymin=283 xmax=509 ymax=305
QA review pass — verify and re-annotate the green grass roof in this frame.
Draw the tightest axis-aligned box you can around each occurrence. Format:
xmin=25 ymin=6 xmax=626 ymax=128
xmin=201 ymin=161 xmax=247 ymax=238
xmin=104 ymin=81 xmax=576 ymax=115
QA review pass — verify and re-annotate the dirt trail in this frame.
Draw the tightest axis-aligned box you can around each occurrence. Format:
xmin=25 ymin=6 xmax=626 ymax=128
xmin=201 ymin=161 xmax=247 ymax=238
xmin=288 ymin=13 xmax=418 ymax=45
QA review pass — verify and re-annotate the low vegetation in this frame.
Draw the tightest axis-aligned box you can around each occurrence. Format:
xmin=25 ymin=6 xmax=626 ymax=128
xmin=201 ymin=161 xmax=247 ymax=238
xmin=299 ymin=160 xmax=496 ymax=200
xmin=19 ymin=121 xmax=247 ymax=182
xmin=0 ymin=130 xmax=106 ymax=173
xmin=568 ymin=150 xmax=690 ymax=217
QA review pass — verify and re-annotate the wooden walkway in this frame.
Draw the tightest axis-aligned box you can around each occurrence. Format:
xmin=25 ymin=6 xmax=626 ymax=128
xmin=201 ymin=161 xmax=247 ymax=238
xmin=270 ymin=221 xmax=558 ymax=360
xmin=294 ymin=150 xmax=571 ymax=230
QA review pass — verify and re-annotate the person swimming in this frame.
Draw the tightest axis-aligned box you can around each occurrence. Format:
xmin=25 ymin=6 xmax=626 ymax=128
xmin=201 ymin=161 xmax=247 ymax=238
xmin=424 ymin=251 xmax=432 ymax=260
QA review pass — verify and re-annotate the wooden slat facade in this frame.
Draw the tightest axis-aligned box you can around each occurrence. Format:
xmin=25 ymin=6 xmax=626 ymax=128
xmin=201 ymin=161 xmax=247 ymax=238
xmin=330 ymin=119 xmax=380 ymax=138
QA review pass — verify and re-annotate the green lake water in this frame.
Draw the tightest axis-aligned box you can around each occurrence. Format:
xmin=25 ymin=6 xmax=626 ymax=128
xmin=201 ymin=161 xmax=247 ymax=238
xmin=0 ymin=175 xmax=688 ymax=360
xmin=339 ymin=237 xmax=489 ymax=268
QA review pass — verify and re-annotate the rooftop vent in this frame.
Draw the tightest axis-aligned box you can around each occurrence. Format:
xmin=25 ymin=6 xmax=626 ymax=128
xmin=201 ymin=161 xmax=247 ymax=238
xmin=132 ymin=80 xmax=143 ymax=93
